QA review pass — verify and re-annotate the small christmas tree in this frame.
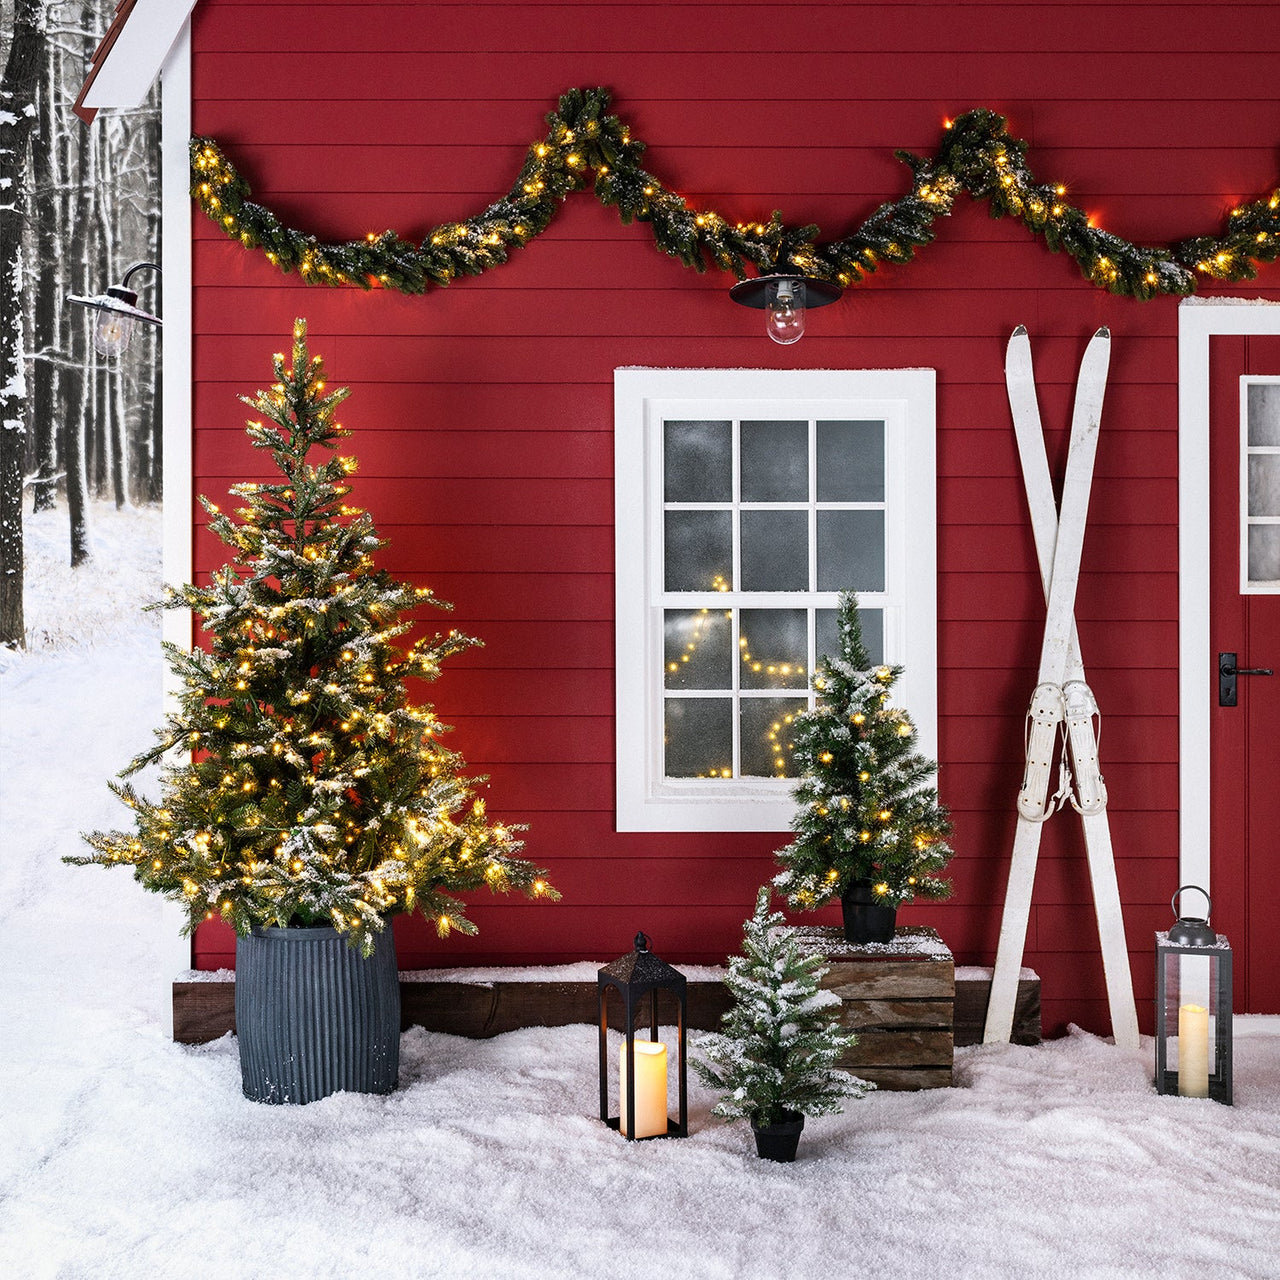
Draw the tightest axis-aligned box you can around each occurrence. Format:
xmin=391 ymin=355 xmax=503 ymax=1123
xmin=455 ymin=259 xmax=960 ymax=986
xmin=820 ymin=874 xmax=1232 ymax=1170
xmin=70 ymin=320 xmax=557 ymax=953
xmin=694 ymin=887 xmax=871 ymax=1128
xmin=774 ymin=592 xmax=952 ymax=912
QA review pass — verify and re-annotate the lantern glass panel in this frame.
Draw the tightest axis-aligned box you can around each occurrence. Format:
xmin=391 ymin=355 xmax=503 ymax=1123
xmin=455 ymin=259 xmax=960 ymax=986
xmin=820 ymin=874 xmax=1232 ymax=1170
xmin=1161 ymin=950 xmax=1221 ymax=1084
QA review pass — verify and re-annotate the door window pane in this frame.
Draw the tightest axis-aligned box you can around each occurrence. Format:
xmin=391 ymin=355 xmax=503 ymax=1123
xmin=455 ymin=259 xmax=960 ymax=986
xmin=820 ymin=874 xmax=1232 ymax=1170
xmin=739 ymin=609 xmax=808 ymax=689
xmin=1247 ymin=383 xmax=1280 ymax=447
xmin=740 ymin=697 xmax=807 ymax=777
xmin=665 ymin=420 xmax=732 ymax=501
xmin=1248 ymin=455 xmax=1280 ymax=517
xmin=741 ymin=510 xmax=808 ymax=591
xmin=817 ymin=420 xmax=884 ymax=502
xmin=741 ymin=420 xmax=808 ymax=501
xmin=665 ymin=510 xmax=732 ymax=592
xmin=1248 ymin=525 xmax=1280 ymax=585
xmin=665 ymin=609 xmax=732 ymax=689
xmin=818 ymin=509 xmax=885 ymax=591
xmin=665 ymin=698 xmax=732 ymax=778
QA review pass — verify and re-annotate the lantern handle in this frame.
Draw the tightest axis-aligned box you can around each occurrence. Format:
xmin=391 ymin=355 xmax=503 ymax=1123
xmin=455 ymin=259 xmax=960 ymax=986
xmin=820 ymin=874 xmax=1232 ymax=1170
xmin=1172 ymin=884 xmax=1211 ymax=921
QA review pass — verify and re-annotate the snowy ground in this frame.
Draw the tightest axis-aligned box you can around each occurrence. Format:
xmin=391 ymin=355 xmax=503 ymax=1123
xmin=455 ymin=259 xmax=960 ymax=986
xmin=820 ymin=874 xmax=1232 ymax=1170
xmin=2 ymin=505 xmax=1279 ymax=1280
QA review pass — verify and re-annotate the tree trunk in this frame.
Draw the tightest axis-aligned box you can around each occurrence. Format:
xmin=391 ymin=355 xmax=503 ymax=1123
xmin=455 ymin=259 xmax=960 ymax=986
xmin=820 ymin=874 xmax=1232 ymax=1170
xmin=0 ymin=0 xmax=47 ymax=647
xmin=29 ymin=37 xmax=59 ymax=513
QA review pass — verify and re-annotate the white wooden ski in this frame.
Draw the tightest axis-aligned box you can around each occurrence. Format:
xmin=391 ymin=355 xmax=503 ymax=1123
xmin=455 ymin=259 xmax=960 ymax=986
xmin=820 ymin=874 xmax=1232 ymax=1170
xmin=985 ymin=326 xmax=1139 ymax=1051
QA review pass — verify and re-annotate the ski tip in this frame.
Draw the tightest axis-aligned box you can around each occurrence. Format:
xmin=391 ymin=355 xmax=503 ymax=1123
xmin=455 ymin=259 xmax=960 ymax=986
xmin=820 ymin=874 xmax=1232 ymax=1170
xmin=1010 ymin=324 xmax=1028 ymax=337
xmin=1094 ymin=326 xmax=1111 ymax=339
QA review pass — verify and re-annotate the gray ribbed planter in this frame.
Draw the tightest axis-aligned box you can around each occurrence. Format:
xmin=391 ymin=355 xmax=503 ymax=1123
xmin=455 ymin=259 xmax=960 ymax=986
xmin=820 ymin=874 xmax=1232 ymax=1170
xmin=235 ymin=924 xmax=400 ymax=1104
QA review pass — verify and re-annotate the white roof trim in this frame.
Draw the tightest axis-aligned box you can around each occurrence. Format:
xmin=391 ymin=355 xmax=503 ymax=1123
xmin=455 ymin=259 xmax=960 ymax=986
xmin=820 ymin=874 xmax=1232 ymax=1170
xmin=81 ymin=0 xmax=198 ymax=110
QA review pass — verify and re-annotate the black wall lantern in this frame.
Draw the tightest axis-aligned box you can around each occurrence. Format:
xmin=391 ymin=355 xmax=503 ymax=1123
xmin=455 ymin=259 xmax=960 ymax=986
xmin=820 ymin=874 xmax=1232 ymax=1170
xmin=729 ymin=274 xmax=842 ymax=346
xmin=1155 ymin=886 xmax=1232 ymax=1104
xmin=68 ymin=260 xmax=162 ymax=357
xmin=598 ymin=932 xmax=688 ymax=1139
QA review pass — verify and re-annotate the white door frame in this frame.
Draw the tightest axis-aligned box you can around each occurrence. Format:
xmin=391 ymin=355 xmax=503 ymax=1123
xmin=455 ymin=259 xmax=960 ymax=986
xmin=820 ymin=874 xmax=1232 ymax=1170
xmin=1178 ymin=298 xmax=1280 ymax=1032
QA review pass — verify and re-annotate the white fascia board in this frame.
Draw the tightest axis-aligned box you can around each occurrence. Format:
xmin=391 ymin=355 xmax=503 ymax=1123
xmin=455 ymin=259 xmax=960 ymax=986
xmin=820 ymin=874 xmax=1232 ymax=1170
xmin=82 ymin=0 xmax=199 ymax=110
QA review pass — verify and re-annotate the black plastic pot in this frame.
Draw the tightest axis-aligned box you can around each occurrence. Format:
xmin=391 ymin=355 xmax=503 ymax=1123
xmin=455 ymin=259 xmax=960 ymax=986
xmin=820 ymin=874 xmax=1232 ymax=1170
xmin=841 ymin=878 xmax=897 ymax=944
xmin=235 ymin=924 xmax=401 ymax=1104
xmin=751 ymin=1109 xmax=805 ymax=1162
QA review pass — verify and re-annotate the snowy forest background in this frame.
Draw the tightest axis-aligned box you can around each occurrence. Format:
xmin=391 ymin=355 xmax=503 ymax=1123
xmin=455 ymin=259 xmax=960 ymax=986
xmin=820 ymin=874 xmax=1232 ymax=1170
xmin=1 ymin=0 xmax=161 ymax=649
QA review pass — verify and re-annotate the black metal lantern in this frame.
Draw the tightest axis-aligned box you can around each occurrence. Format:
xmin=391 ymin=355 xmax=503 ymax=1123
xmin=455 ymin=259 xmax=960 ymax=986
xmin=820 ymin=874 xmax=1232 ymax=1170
xmin=598 ymin=932 xmax=688 ymax=1139
xmin=1155 ymin=885 xmax=1232 ymax=1104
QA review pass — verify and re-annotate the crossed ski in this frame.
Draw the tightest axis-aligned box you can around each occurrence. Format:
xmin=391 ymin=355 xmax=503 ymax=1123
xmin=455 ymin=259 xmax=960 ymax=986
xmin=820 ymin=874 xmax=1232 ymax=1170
xmin=983 ymin=326 xmax=1140 ymax=1051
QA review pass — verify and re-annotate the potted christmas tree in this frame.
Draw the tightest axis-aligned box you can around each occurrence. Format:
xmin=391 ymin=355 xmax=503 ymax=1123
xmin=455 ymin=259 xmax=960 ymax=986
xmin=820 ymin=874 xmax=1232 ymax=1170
xmin=694 ymin=888 xmax=871 ymax=1162
xmin=774 ymin=593 xmax=952 ymax=943
xmin=71 ymin=320 xmax=557 ymax=1103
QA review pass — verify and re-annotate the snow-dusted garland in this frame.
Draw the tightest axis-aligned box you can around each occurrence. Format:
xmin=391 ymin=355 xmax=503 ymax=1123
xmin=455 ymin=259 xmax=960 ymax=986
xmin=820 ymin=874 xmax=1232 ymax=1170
xmin=190 ymin=87 xmax=1280 ymax=301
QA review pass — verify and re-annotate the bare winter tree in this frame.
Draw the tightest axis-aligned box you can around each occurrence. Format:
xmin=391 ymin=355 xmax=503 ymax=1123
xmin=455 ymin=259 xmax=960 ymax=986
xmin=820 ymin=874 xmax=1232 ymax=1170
xmin=1 ymin=0 xmax=48 ymax=648
xmin=2 ymin=0 xmax=161 ymax=639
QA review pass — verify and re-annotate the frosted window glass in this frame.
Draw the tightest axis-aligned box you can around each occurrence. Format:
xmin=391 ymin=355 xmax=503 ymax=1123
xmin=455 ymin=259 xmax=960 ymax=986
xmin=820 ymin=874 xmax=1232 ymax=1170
xmin=741 ymin=510 xmax=808 ymax=591
xmin=817 ymin=420 xmax=884 ymax=501
xmin=818 ymin=510 xmax=885 ymax=592
xmin=1247 ymin=384 xmax=1280 ymax=447
xmin=739 ymin=609 xmax=808 ymax=689
xmin=664 ymin=420 xmax=732 ymax=501
xmin=664 ymin=698 xmax=732 ymax=778
xmin=665 ymin=511 xmax=732 ymax=592
xmin=664 ymin=609 xmax=732 ymax=689
xmin=741 ymin=420 xmax=808 ymax=501
xmin=740 ymin=697 xmax=807 ymax=777
xmin=1248 ymin=455 xmax=1280 ymax=517
xmin=816 ymin=607 xmax=883 ymax=667
xmin=1248 ymin=525 xmax=1280 ymax=585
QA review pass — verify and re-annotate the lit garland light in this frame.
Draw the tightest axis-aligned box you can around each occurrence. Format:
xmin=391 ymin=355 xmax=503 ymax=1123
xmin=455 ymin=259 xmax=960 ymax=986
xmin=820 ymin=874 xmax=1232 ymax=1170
xmin=190 ymin=89 xmax=1280 ymax=301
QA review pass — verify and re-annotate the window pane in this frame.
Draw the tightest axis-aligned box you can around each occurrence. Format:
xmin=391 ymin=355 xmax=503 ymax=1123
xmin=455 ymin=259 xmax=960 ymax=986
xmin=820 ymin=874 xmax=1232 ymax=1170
xmin=741 ymin=420 xmax=808 ymax=501
xmin=665 ymin=608 xmax=732 ymax=689
xmin=816 ymin=607 xmax=883 ymax=667
xmin=741 ymin=510 xmax=808 ymax=591
xmin=664 ymin=420 xmax=732 ymax=501
xmin=665 ymin=698 xmax=733 ymax=778
xmin=1248 ymin=455 xmax=1280 ymax=517
xmin=739 ymin=609 xmax=808 ymax=689
xmin=1247 ymin=384 xmax=1280 ymax=447
xmin=817 ymin=420 xmax=884 ymax=502
xmin=1248 ymin=525 xmax=1280 ymax=585
xmin=740 ymin=697 xmax=807 ymax=777
xmin=665 ymin=510 xmax=732 ymax=592
xmin=817 ymin=510 xmax=885 ymax=591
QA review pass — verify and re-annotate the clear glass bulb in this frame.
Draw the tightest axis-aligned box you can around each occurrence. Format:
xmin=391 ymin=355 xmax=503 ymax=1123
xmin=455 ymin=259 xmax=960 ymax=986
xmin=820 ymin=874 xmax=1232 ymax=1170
xmin=765 ymin=281 xmax=806 ymax=345
xmin=93 ymin=309 xmax=136 ymax=357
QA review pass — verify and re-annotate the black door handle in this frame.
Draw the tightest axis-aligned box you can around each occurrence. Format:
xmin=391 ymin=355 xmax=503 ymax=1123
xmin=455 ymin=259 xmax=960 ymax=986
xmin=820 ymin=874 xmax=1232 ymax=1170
xmin=1219 ymin=652 xmax=1274 ymax=706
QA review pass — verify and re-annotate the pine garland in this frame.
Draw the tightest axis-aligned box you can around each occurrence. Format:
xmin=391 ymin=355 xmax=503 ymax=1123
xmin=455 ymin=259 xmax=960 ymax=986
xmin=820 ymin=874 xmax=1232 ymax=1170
xmin=694 ymin=887 xmax=872 ymax=1128
xmin=68 ymin=320 xmax=558 ymax=953
xmin=774 ymin=593 xmax=952 ymax=912
xmin=191 ymin=88 xmax=1280 ymax=300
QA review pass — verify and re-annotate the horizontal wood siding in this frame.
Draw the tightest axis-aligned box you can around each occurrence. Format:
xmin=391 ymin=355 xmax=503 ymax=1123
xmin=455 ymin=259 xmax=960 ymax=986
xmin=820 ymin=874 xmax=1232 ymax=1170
xmin=187 ymin=0 xmax=1280 ymax=1035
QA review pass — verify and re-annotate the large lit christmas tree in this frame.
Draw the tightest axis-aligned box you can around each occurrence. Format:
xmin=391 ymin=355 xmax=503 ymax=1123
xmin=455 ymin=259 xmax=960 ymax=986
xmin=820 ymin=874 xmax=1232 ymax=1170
xmin=774 ymin=592 xmax=952 ymax=911
xmin=71 ymin=320 xmax=556 ymax=952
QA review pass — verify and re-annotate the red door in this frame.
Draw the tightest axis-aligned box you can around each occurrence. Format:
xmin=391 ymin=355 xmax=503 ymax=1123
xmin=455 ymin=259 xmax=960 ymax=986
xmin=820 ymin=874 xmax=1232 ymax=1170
xmin=1210 ymin=335 xmax=1280 ymax=1014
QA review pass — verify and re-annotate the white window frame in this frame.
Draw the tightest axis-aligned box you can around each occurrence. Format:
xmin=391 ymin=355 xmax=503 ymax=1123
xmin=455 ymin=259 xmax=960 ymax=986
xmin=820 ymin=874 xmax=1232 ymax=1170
xmin=615 ymin=367 xmax=938 ymax=833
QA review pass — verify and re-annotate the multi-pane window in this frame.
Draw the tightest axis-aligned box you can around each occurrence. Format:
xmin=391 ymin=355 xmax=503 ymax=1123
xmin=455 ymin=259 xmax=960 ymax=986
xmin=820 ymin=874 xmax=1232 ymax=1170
xmin=615 ymin=369 xmax=937 ymax=833
xmin=1243 ymin=378 xmax=1280 ymax=591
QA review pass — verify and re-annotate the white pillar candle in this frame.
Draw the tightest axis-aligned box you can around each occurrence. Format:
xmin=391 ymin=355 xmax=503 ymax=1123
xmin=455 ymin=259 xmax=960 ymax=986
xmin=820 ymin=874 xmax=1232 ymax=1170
xmin=1178 ymin=1003 xmax=1210 ymax=1098
xmin=619 ymin=1039 xmax=668 ymax=1138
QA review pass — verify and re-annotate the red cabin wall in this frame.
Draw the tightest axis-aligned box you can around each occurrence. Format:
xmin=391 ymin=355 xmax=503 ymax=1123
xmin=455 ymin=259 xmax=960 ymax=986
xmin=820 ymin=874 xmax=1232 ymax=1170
xmin=186 ymin=0 xmax=1280 ymax=1036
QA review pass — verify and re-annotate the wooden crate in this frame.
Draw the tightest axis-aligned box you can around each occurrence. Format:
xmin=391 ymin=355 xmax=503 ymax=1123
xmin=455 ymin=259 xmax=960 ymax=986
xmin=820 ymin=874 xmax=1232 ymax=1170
xmin=794 ymin=924 xmax=955 ymax=1091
